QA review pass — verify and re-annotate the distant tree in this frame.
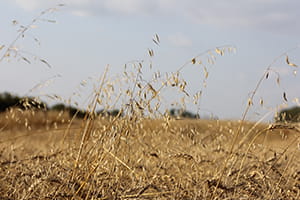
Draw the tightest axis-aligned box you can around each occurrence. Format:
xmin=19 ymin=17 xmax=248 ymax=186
xmin=51 ymin=103 xmax=89 ymax=119
xmin=109 ymin=109 xmax=122 ymax=117
xmin=169 ymin=108 xmax=177 ymax=117
xmin=169 ymin=108 xmax=199 ymax=119
xmin=67 ymin=106 xmax=87 ymax=119
xmin=181 ymin=110 xmax=199 ymax=119
xmin=0 ymin=92 xmax=47 ymax=112
xmin=97 ymin=109 xmax=122 ymax=117
xmin=0 ymin=92 xmax=20 ymax=112
xmin=51 ymin=103 xmax=67 ymax=111
xmin=276 ymin=106 xmax=300 ymax=122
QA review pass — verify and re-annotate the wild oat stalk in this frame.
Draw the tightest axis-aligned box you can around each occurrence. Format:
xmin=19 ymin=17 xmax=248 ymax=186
xmin=0 ymin=4 xmax=64 ymax=66
xmin=214 ymin=46 xmax=300 ymax=196
xmin=74 ymin=66 xmax=109 ymax=169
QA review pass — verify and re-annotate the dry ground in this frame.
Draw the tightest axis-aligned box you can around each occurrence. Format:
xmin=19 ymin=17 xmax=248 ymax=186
xmin=0 ymin=110 xmax=299 ymax=199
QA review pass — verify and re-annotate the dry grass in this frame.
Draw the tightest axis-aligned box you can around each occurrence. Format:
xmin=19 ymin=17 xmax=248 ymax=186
xmin=0 ymin=45 xmax=299 ymax=200
xmin=0 ymin=115 xmax=299 ymax=199
xmin=1 ymin=7 xmax=300 ymax=199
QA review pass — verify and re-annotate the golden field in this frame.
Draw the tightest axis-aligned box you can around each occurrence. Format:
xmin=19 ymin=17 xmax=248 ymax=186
xmin=0 ymin=110 xmax=299 ymax=199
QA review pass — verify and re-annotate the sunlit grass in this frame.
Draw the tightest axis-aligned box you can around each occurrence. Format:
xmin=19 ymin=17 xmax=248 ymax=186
xmin=0 ymin=6 xmax=299 ymax=200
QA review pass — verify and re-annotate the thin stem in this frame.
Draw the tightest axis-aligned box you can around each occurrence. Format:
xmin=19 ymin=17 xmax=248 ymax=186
xmin=0 ymin=7 xmax=60 ymax=63
xmin=213 ymin=45 xmax=300 ymax=197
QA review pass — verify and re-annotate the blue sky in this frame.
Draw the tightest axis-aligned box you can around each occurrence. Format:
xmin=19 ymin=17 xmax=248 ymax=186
xmin=0 ymin=0 xmax=299 ymax=120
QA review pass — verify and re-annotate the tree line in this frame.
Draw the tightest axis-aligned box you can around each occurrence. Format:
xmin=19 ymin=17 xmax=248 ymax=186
xmin=1 ymin=92 xmax=299 ymax=121
xmin=0 ymin=92 xmax=120 ymax=119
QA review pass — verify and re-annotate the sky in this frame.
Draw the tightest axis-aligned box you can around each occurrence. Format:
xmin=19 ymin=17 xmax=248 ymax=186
xmin=0 ymin=0 xmax=299 ymax=121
